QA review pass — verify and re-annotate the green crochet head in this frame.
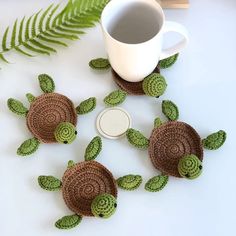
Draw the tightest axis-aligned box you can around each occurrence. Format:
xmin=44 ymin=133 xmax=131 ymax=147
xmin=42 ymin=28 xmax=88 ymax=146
xmin=178 ymin=154 xmax=203 ymax=179
xmin=54 ymin=122 xmax=77 ymax=144
xmin=142 ymin=73 xmax=167 ymax=97
xmin=91 ymin=193 xmax=117 ymax=219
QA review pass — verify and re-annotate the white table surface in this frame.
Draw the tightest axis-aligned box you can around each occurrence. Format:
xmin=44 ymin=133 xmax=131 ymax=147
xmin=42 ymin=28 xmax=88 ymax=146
xmin=0 ymin=0 xmax=236 ymax=236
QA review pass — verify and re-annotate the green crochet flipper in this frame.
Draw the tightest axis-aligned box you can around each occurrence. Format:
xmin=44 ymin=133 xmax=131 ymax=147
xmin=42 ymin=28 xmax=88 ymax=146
xmin=7 ymin=74 xmax=97 ymax=157
xmin=125 ymin=100 xmax=226 ymax=192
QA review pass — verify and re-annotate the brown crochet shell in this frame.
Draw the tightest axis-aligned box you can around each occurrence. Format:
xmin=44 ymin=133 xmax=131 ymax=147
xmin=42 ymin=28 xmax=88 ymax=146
xmin=62 ymin=161 xmax=117 ymax=217
xmin=26 ymin=93 xmax=77 ymax=143
xmin=112 ymin=66 xmax=160 ymax=95
xmin=148 ymin=121 xmax=203 ymax=177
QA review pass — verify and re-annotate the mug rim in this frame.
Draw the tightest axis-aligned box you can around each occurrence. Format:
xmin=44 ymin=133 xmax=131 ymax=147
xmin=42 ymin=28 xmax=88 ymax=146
xmin=101 ymin=0 xmax=165 ymax=46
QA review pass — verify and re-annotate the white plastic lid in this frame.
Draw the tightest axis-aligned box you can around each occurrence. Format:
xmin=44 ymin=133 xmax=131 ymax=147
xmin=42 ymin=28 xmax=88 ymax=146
xmin=96 ymin=107 xmax=131 ymax=139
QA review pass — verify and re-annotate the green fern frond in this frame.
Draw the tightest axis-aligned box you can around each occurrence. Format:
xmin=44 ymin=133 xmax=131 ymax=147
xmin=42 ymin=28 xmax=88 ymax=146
xmin=15 ymin=46 xmax=34 ymax=57
xmin=64 ymin=22 xmax=95 ymax=28
xmin=25 ymin=15 xmax=34 ymax=41
xmin=37 ymin=35 xmax=68 ymax=47
xmin=0 ymin=0 xmax=109 ymax=64
xmin=22 ymin=42 xmax=50 ymax=55
xmin=18 ymin=17 xmax=25 ymax=44
xmin=39 ymin=4 xmax=54 ymax=32
xmin=10 ymin=19 xmax=18 ymax=47
xmin=2 ymin=27 xmax=9 ymax=51
xmin=46 ymin=29 xmax=78 ymax=40
xmin=55 ymin=26 xmax=84 ymax=34
xmin=32 ymin=10 xmax=42 ymax=37
xmin=29 ymin=39 xmax=57 ymax=52
xmin=0 ymin=53 xmax=9 ymax=63
xmin=46 ymin=4 xmax=60 ymax=30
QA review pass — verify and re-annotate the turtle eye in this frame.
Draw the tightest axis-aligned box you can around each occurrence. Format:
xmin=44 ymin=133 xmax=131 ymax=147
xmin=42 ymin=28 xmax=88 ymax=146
xmin=114 ymin=203 xmax=117 ymax=208
xmin=99 ymin=213 xmax=104 ymax=218
xmin=75 ymin=131 xmax=77 ymax=135
xmin=185 ymin=173 xmax=190 ymax=178
xmin=63 ymin=141 xmax=68 ymax=144
xmin=199 ymin=165 xmax=202 ymax=170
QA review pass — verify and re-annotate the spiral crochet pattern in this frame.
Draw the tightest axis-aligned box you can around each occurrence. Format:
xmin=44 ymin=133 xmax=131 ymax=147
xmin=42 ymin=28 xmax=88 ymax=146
xmin=62 ymin=161 xmax=117 ymax=217
xmin=178 ymin=154 xmax=202 ymax=179
xmin=112 ymin=66 xmax=160 ymax=95
xmin=148 ymin=121 xmax=203 ymax=177
xmin=54 ymin=122 xmax=77 ymax=144
xmin=142 ymin=73 xmax=167 ymax=97
xmin=89 ymin=58 xmax=111 ymax=70
xmin=91 ymin=193 xmax=117 ymax=218
xmin=26 ymin=93 xmax=77 ymax=143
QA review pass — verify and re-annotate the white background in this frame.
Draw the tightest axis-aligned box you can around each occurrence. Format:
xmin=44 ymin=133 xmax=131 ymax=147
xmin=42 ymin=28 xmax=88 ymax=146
xmin=0 ymin=0 xmax=236 ymax=236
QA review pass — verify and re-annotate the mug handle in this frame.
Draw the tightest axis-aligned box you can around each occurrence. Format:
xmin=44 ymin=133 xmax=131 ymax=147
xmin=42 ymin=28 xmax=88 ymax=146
xmin=159 ymin=21 xmax=189 ymax=60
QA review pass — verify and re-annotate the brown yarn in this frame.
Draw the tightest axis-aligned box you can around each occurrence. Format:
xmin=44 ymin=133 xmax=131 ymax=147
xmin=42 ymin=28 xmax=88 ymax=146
xmin=112 ymin=66 xmax=160 ymax=95
xmin=26 ymin=93 xmax=77 ymax=143
xmin=62 ymin=161 xmax=117 ymax=217
xmin=148 ymin=121 xmax=203 ymax=177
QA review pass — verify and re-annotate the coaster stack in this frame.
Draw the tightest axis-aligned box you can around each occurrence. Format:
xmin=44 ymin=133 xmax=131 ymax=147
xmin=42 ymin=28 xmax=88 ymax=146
xmin=112 ymin=66 xmax=161 ymax=95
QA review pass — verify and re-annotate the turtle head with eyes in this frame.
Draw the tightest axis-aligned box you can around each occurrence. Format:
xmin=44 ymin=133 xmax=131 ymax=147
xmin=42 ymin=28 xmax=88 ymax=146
xmin=54 ymin=122 xmax=77 ymax=144
xmin=178 ymin=154 xmax=203 ymax=179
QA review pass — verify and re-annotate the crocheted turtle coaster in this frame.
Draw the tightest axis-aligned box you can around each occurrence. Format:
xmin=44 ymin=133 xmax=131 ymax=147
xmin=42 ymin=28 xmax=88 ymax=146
xmin=7 ymin=74 xmax=97 ymax=156
xmin=112 ymin=66 xmax=160 ymax=95
xmin=126 ymin=100 xmax=227 ymax=191
xmin=148 ymin=121 xmax=203 ymax=177
xmin=62 ymin=161 xmax=117 ymax=216
xmin=38 ymin=137 xmax=121 ymax=229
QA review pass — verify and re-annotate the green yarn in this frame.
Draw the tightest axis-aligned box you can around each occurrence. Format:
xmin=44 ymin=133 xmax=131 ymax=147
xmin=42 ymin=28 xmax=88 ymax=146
xmin=17 ymin=138 xmax=40 ymax=156
xmin=117 ymin=175 xmax=142 ymax=191
xmin=91 ymin=194 xmax=117 ymax=219
xmin=84 ymin=136 xmax=102 ymax=161
xmin=145 ymin=175 xmax=169 ymax=192
xmin=67 ymin=160 xmax=76 ymax=168
xmin=26 ymin=93 xmax=36 ymax=103
xmin=76 ymin=97 xmax=96 ymax=115
xmin=142 ymin=73 xmax=167 ymax=97
xmin=162 ymin=100 xmax=179 ymax=121
xmin=38 ymin=175 xmax=62 ymax=191
xmin=159 ymin=54 xmax=179 ymax=69
xmin=7 ymin=98 xmax=28 ymax=116
xmin=104 ymin=90 xmax=127 ymax=107
xmin=89 ymin=58 xmax=111 ymax=70
xmin=126 ymin=128 xmax=149 ymax=149
xmin=154 ymin=117 xmax=163 ymax=128
xmin=54 ymin=122 xmax=77 ymax=144
xmin=178 ymin=154 xmax=202 ymax=179
xmin=38 ymin=74 xmax=55 ymax=93
xmin=55 ymin=214 xmax=82 ymax=229
xmin=202 ymin=130 xmax=226 ymax=150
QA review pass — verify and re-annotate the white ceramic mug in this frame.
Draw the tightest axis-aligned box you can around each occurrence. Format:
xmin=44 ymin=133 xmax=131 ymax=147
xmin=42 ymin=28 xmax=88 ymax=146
xmin=101 ymin=0 xmax=189 ymax=82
